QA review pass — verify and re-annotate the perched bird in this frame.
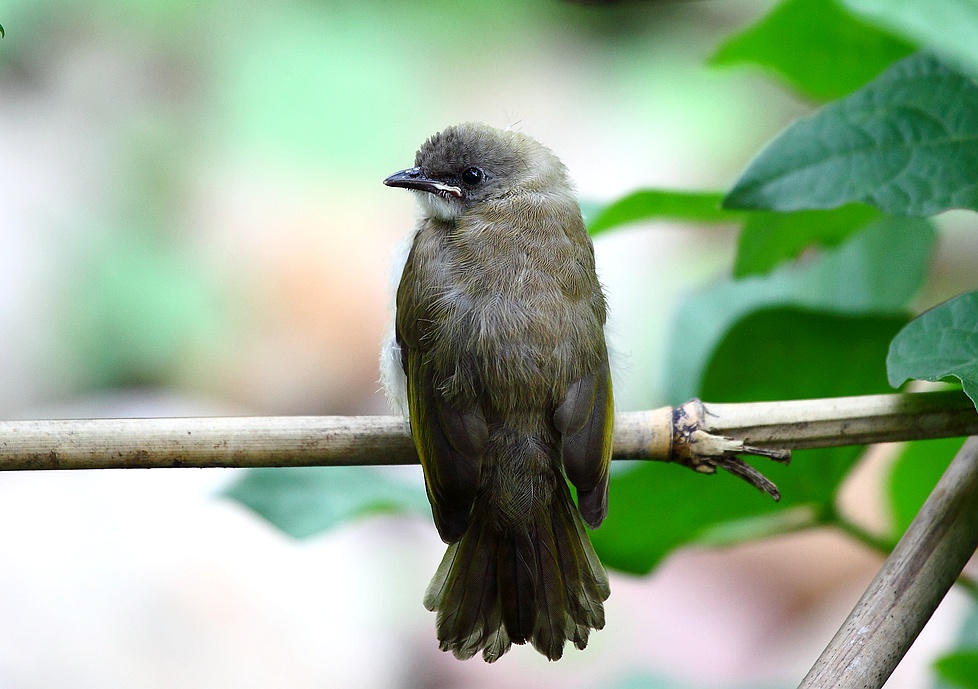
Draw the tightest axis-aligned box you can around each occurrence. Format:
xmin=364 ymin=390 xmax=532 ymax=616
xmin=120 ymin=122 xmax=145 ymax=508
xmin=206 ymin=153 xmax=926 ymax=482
xmin=382 ymin=123 xmax=613 ymax=662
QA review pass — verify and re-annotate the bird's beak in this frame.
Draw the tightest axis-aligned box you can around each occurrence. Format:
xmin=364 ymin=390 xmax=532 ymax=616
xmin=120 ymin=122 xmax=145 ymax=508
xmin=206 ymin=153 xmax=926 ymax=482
xmin=384 ymin=167 xmax=462 ymax=198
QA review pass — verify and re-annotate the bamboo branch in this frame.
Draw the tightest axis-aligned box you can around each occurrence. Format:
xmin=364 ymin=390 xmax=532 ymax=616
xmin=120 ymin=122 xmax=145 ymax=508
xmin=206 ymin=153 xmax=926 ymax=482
xmin=0 ymin=415 xmax=419 ymax=470
xmin=698 ymin=390 xmax=977 ymax=450
xmin=796 ymin=435 xmax=978 ymax=689
xmin=0 ymin=391 xmax=974 ymax=492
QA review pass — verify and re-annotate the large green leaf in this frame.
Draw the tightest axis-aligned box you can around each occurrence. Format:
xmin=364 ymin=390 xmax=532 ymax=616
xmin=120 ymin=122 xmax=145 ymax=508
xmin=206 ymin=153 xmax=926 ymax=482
xmin=586 ymin=190 xmax=735 ymax=235
xmin=723 ymin=53 xmax=978 ymax=216
xmin=703 ymin=309 xmax=906 ymax=403
xmin=592 ymin=460 xmax=782 ymax=575
xmin=667 ymin=215 xmax=933 ymax=404
xmin=888 ymin=291 xmax=978 ymax=409
xmin=711 ymin=0 xmax=914 ymax=101
xmin=935 ymin=650 xmax=978 ymax=689
xmin=701 ymin=309 xmax=906 ymax=507
xmin=225 ymin=466 xmax=430 ymax=539
xmin=842 ymin=0 xmax=978 ymax=75
xmin=734 ymin=204 xmax=881 ymax=277
xmin=887 ymin=437 xmax=963 ymax=538
xmin=594 ymin=308 xmax=905 ymax=575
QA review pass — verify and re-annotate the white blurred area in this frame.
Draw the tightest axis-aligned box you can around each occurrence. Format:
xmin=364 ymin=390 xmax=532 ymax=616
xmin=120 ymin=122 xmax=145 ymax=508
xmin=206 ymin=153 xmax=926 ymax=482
xmin=0 ymin=1 xmax=972 ymax=688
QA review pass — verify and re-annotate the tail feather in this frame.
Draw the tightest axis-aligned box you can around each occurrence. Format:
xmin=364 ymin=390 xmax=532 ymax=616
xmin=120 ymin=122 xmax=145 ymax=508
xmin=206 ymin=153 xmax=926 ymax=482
xmin=443 ymin=528 xmax=497 ymax=658
xmin=427 ymin=525 xmax=496 ymax=660
xmin=423 ymin=542 xmax=457 ymax=612
xmin=498 ymin=532 xmax=537 ymax=645
xmin=530 ymin=517 xmax=573 ymax=660
xmin=549 ymin=493 xmax=605 ymax=639
xmin=482 ymin=613 xmax=510 ymax=663
xmin=574 ymin=512 xmax=611 ymax=600
xmin=425 ymin=484 xmax=610 ymax=662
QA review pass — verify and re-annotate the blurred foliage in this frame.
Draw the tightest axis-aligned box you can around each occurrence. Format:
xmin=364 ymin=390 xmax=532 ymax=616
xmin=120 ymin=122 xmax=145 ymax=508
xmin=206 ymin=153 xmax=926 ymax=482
xmin=224 ymin=466 xmax=429 ymax=539
xmin=665 ymin=215 xmax=933 ymax=404
xmin=937 ymin=652 xmax=978 ymax=689
xmin=935 ymin=607 xmax=978 ymax=689
xmin=224 ymin=0 xmax=977 ymax=596
xmin=887 ymin=436 xmax=964 ymax=539
xmin=711 ymin=0 xmax=914 ymax=100
xmin=587 ymin=190 xmax=735 ymax=235
xmin=3 ymin=0 xmax=974 ymax=682
xmin=733 ymin=204 xmax=880 ymax=278
xmin=841 ymin=0 xmax=978 ymax=75
xmin=66 ymin=228 xmax=230 ymax=388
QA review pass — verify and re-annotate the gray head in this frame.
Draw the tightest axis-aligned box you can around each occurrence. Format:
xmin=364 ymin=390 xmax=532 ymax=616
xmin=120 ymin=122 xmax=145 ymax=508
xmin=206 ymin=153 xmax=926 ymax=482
xmin=384 ymin=123 xmax=571 ymax=221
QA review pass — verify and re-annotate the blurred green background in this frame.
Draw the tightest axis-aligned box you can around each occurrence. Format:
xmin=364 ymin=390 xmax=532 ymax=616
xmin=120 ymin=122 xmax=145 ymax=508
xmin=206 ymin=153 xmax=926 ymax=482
xmin=0 ymin=1 xmax=975 ymax=688
xmin=0 ymin=0 xmax=804 ymax=418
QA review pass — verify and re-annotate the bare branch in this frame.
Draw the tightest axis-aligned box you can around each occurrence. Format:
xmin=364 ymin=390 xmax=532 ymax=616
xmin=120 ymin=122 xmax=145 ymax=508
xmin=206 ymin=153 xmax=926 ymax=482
xmin=0 ymin=416 xmax=417 ymax=470
xmin=797 ymin=435 xmax=978 ymax=689
xmin=701 ymin=389 xmax=977 ymax=450
xmin=0 ymin=391 xmax=973 ymax=479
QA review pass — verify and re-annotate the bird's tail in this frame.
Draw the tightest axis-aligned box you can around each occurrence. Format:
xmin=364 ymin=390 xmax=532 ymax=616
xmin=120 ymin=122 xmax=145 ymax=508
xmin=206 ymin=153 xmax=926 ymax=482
xmin=423 ymin=481 xmax=610 ymax=662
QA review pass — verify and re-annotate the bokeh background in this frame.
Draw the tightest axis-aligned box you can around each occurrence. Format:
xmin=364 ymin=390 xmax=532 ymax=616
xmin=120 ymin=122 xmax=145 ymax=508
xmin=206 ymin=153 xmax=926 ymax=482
xmin=0 ymin=1 xmax=973 ymax=687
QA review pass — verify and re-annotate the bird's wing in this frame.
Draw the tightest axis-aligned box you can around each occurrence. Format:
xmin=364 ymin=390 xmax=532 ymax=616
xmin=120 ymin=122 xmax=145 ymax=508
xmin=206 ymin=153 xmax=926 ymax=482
xmin=554 ymin=355 xmax=614 ymax=529
xmin=396 ymin=288 xmax=486 ymax=544
xmin=403 ymin=347 xmax=487 ymax=543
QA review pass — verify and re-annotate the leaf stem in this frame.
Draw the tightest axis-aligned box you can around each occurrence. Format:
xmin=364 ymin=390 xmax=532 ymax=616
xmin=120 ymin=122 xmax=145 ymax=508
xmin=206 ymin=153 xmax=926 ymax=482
xmin=830 ymin=512 xmax=978 ymax=600
xmin=831 ymin=513 xmax=895 ymax=555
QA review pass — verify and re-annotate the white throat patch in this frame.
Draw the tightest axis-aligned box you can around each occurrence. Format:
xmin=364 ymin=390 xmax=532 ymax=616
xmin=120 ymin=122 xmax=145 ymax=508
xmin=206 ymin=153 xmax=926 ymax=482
xmin=415 ymin=191 xmax=463 ymax=221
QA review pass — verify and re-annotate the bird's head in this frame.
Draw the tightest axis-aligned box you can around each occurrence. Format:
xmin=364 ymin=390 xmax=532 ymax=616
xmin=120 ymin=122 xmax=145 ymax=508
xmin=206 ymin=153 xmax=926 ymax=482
xmin=384 ymin=122 xmax=570 ymax=221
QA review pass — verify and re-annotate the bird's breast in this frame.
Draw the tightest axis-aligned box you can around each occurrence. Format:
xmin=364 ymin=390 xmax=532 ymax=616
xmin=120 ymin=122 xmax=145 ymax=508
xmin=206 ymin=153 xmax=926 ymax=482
xmin=406 ymin=204 xmax=604 ymax=412
xmin=429 ymin=262 xmax=599 ymax=414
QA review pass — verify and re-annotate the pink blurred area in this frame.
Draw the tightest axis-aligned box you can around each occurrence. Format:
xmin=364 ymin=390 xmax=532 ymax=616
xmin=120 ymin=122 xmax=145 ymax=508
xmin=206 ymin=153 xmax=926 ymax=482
xmin=0 ymin=2 xmax=972 ymax=688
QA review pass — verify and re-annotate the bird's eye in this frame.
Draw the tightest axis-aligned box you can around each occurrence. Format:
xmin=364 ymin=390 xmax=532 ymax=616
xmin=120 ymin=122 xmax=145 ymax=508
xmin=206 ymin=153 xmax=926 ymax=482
xmin=461 ymin=167 xmax=484 ymax=186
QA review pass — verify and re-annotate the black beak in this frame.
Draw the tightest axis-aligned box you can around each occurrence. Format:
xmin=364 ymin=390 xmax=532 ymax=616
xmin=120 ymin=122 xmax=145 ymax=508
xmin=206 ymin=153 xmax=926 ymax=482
xmin=384 ymin=167 xmax=462 ymax=197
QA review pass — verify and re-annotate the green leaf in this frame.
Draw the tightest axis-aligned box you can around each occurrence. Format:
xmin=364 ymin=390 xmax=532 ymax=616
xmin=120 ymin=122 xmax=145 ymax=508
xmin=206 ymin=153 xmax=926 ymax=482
xmin=723 ymin=53 xmax=978 ymax=216
xmin=711 ymin=0 xmax=914 ymax=101
xmin=586 ymin=189 xmax=736 ymax=235
xmin=734 ymin=204 xmax=881 ymax=277
xmin=592 ymin=461 xmax=783 ymax=575
xmin=703 ymin=309 xmax=906 ymax=403
xmin=935 ymin=650 xmax=978 ymax=689
xmin=667 ymin=215 xmax=933 ymax=404
xmin=703 ymin=306 xmax=906 ymax=498
xmin=888 ymin=437 xmax=963 ymax=537
xmin=0 ymin=23 xmax=5 ymax=38
xmin=224 ymin=466 xmax=430 ymax=539
xmin=595 ymin=307 xmax=905 ymax=575
xmin=842 ymin=0 xmax=978 ymax=76
xmin=887 ymin=291 xmax=978 ymax=409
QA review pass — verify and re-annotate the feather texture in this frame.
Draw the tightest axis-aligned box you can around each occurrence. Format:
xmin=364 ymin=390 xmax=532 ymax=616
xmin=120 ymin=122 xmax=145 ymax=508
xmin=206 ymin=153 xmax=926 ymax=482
xmin=425 ymin=478 xmax=610 ymax=662
xmin=385 ymin=122 xmax=614 ymax=662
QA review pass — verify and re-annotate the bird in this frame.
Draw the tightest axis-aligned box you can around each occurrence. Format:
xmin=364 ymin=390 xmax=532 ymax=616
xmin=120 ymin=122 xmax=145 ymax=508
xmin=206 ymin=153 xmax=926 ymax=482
xmin=382 ymin=122 xmax=613 ymax=662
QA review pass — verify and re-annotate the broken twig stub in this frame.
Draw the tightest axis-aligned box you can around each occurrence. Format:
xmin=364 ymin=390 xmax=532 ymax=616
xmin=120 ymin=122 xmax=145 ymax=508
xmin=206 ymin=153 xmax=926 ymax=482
xmin=669 ymin=399 xmax=790 ymax=500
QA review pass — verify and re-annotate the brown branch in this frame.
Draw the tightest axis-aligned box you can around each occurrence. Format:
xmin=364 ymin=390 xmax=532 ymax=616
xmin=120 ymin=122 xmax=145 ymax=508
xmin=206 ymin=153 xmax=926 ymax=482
xmin=796 ymin=435 xmax=978 ymax=689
